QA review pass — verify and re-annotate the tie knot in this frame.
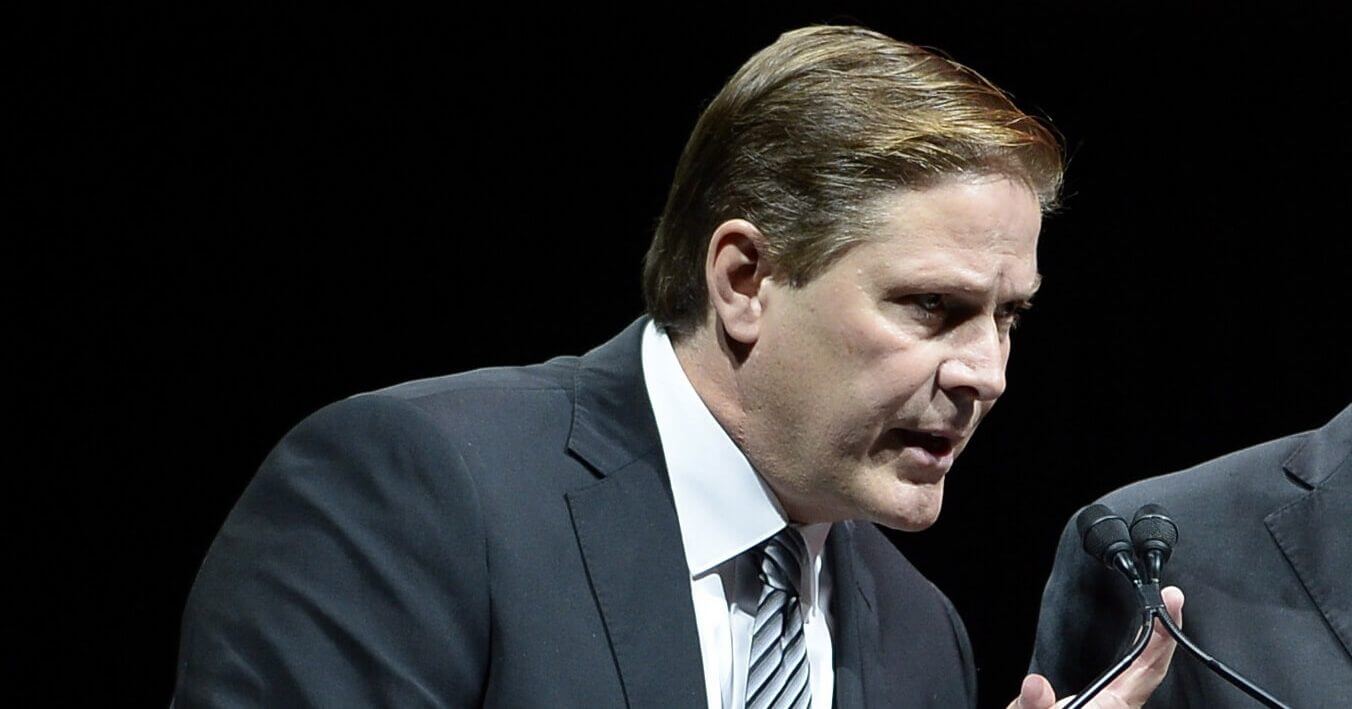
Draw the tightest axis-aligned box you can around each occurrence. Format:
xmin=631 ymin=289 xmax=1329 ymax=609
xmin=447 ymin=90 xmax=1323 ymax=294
xmin=758 ymin=527 xmax=808 ymax=594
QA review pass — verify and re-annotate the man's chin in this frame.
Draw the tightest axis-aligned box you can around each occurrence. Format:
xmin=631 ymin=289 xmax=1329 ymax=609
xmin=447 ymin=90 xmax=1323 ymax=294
xmin=871 ymin=483 xmax=945 ymax=532
xmin=885 ymin=512 xmax=942 ymax=532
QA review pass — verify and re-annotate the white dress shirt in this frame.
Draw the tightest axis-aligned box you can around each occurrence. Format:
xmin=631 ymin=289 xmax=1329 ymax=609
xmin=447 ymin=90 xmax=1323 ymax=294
xmin=641 ymin=321 xmax=834 ymax=709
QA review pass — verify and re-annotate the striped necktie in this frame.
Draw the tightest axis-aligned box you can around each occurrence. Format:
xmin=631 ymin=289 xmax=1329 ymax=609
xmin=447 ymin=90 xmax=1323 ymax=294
xmin=746 ymin=527 xmax=812 ymax=709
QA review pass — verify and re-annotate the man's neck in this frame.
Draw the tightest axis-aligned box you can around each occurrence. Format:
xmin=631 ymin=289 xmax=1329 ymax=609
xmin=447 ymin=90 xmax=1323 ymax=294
xmin=670 ymin=327 xmax=748 ymax=450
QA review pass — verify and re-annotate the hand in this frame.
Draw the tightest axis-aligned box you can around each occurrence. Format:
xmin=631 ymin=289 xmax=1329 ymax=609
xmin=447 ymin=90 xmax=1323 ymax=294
xmin=1007 ymin=586 xmax=1184 ymax=709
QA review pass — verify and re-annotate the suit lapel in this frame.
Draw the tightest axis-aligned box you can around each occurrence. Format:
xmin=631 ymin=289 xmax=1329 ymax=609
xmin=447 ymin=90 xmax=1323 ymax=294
xmin=1264 ymin=405 xmax=1352 ymax=662
xmin=829 ymin=521 xmax=880 ymax=709
xmin=564 ymin=319 xmax=706 ymax=707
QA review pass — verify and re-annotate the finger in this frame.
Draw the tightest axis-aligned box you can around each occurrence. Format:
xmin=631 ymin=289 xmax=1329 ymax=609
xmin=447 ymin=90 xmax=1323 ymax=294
xmin=1101 ymin=587 xmax=1185 ymax=706
xmin=1136 ymin=587 xmax=1184 ymax=668
xmin=1161 ymin=585 xmax=1184 ymax=627
xmin=1007 ymin=673 xmax=1057 ymax=709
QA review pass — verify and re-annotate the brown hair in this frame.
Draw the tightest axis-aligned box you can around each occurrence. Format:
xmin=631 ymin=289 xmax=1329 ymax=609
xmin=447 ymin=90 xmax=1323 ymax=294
xmin=642 ymin=25 xmax=1064 ymax=340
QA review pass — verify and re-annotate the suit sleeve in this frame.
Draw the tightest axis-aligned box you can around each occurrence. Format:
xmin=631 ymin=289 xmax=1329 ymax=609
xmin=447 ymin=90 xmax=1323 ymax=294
xmin=1028 ymin=509 xmax=1139 ymax=698
xmin=173 ymin=394 xmax=490 ymax=708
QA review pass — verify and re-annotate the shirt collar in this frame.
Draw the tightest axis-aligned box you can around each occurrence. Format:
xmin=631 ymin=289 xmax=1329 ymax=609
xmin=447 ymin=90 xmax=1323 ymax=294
xmin=641 ymin=320 xmax=828 ymax=577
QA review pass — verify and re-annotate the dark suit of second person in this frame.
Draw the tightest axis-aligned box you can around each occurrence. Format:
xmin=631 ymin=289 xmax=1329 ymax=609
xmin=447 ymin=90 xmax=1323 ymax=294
xmin=1030 ymin=404 xmax=1352 ymax=707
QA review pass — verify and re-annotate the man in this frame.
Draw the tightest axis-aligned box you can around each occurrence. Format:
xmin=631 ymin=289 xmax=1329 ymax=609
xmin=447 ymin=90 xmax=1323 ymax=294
xmin=175 ymin=26 xmax=1179 ymax=707
xmin=1030 ymin=403 xmax=1350 ymax=707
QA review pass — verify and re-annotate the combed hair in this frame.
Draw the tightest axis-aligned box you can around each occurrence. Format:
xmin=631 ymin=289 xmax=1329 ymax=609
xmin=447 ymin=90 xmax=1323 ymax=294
xmin=642 ymin=25 xmax=1064 ymax=340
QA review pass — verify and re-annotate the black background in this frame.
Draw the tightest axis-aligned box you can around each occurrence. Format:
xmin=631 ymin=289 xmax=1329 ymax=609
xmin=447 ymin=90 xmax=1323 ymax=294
xmin=18 ymin=3 xmax=1351 ymax=705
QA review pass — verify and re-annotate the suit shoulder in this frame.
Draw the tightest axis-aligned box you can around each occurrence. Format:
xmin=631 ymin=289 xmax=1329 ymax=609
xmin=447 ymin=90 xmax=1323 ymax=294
xmin=271 ymin=355 xmax=583 ymax=490
xmin=273 ymin=355 xmax=576 ymax=439
xmin=1098 ymin=429 xmax=1311 ymax=513
xmin=335 ymin=356 xmax=578 ymax=429
xmin=367 ymin=355 xmax=577 ymax=402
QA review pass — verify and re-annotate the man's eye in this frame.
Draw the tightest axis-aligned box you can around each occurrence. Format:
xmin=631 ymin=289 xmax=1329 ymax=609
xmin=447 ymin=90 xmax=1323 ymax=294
xmin=915 ymin=294 xmax=945 ymax=313
xmin=893 ymin=294 xmax=948 ymax=325
xmin=997 ymin=303 xmax=1032 ymax=331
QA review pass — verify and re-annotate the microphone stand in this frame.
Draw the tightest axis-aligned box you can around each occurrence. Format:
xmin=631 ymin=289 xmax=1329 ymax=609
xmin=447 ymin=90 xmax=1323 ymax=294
xmin=1067 ymin=581 xmax=1291 ymax=709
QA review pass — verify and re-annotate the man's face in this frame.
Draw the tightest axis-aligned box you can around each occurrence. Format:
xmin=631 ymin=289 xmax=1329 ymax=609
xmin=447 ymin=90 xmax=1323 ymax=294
xmin=737 ymin=175 xmax=1042 ymax=531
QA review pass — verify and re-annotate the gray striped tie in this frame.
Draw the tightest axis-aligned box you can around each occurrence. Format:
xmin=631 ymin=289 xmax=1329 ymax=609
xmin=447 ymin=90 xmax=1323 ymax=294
xmin=746 ymin=527 xmax=812 ymax=709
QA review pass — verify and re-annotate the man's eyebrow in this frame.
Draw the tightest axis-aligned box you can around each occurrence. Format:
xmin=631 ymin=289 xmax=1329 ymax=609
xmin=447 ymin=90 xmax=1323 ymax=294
xmin=1000 ymin=274 xmax=1041 ymax=306
xmin=885 ymin=272 xmax=1042 ymax=300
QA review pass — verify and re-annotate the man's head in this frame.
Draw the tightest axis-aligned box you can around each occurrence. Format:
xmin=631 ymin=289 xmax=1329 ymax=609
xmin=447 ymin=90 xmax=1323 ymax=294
xmin=643 ymin=25 xmax=1062 ymax=340
xmin=644 ymin=26 xmax=1062 ymax=531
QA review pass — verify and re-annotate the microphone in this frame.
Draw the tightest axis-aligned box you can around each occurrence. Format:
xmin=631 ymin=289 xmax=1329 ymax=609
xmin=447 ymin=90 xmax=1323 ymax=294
xmin=1076 ymin=504 xmax=1142 ymax=585
xmin=1130 ymin=503 xmax=1178 ymax=583
xmin=1067 ymin=502 xmax=1291 ymax=709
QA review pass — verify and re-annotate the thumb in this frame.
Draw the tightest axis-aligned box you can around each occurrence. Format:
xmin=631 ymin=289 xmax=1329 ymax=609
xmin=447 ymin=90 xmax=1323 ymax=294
xmin=1009 ymin=673 xmax=1057 ymax=709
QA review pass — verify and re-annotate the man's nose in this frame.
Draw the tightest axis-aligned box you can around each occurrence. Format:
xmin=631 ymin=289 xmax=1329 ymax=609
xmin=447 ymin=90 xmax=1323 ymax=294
xmin=937 ymin=321 xmax=1007 ymax=402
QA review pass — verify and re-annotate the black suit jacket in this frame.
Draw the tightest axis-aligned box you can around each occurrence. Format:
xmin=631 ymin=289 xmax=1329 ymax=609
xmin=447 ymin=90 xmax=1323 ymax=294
xmin=174 ymin=318 xmax=977 ymax=707
xmin=1029 ymin=404 xmax=1352 ymax=707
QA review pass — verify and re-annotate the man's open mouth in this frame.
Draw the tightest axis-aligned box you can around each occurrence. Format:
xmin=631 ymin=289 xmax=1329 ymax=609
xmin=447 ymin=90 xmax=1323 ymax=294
xmin=896 ymin=429 xmax=956 ymax=456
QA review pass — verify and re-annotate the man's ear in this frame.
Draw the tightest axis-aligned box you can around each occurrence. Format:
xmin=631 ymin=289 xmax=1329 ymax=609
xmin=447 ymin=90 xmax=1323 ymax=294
xmin=705 ymin=219 xmax=775 ymax=346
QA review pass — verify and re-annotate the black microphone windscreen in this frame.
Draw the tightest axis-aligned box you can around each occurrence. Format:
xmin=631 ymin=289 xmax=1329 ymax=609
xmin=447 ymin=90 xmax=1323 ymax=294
xmin=1130 ymin=503 xmax=1179 ymax=556
xmin=1077 ymin=504 xmax=1133 ymax=564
